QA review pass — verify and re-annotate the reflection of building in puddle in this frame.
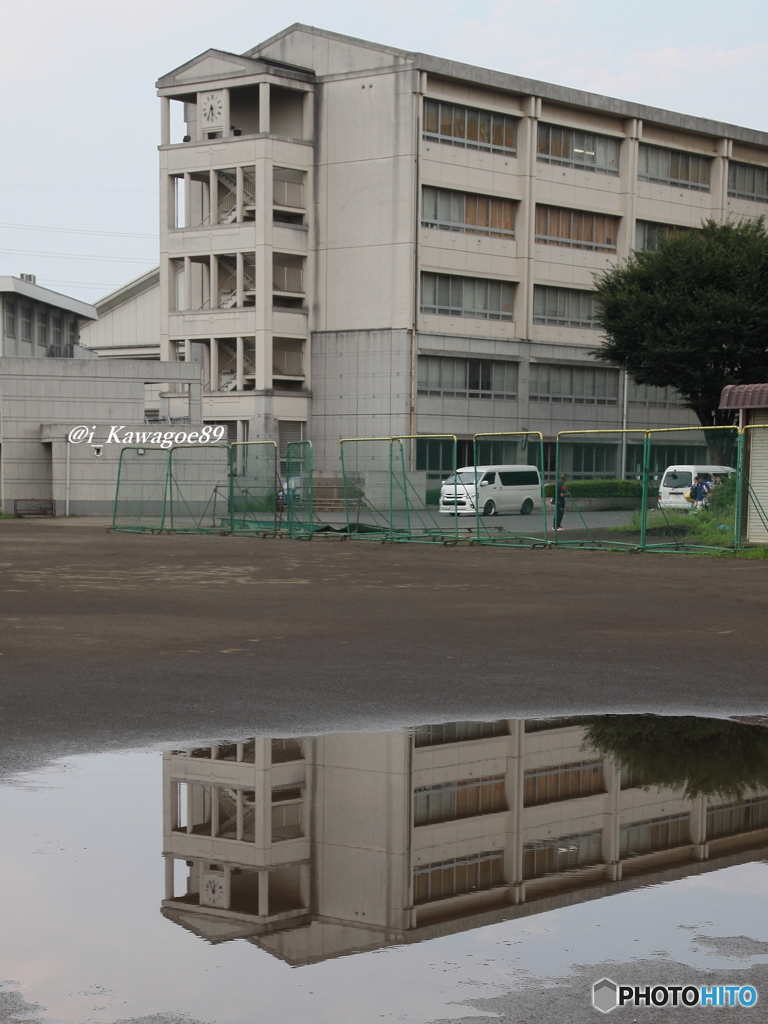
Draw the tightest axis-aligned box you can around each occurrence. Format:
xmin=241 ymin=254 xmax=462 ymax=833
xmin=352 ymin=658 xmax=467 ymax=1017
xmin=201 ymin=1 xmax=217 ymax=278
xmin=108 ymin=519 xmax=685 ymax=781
xmin=161 ymin=720 xmax=768 ymax=965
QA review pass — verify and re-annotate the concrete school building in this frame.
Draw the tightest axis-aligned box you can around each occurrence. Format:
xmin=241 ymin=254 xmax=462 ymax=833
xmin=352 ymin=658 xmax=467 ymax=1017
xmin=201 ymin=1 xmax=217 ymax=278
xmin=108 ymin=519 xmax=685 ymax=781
xmin=94 ymin=21 xmax=765 ymax=483
xmin=161 ymin=719 xmax=768 ymax=963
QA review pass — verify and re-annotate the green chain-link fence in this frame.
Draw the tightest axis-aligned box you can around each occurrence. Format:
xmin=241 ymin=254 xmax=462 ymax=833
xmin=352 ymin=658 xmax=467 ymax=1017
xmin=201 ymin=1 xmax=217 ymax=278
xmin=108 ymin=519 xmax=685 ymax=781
xmin=340 ymin=437 xmax=395 ymax=537
xmin=285 ymin=440 xmax=314 ymax=538
xmin=166 ymin=444 xmax=231 ymax=532
xmin=229 ymin=441 xmax=281 ymax=534
xmin=112 ymin=446 xmax=170 ymax=532
xmin=470 ymin=432 xmax=548 ymax=546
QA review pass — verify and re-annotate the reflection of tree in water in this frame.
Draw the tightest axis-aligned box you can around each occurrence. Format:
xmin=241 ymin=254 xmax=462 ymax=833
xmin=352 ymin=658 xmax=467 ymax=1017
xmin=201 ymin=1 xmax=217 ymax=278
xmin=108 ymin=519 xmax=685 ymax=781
xmin=584 ymin=716 xmax=768 ymax=800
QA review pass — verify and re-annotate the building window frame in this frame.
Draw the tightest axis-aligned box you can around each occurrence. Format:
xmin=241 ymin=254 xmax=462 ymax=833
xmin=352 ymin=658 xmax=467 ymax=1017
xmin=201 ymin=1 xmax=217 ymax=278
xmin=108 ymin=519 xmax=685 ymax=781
xmin=413 ymin=850 xmax=504 ymax=905
xmin=529 ymin=361 xmax=618 ymax=405
xmin=638 ymin=144 xmax=711 ymax=191
xmin=537 ymin=124 xmax=619 ymax=175
xmin=532 ymin=286 xmax=597 ymax=329
xmin=414 ymin=775 xmax=506 ymax=826
xmin=619 ymin=813 xmax=690 ymax=857
xmin=535 ymin=205 xmax=618 ymax=252
xmin=422 ymin=186 xmax=515 ymax=238
xmin=421 ymin=272 xmax=514 ymax=321
xmin=523 ymin=831 xmax=603 ymax=879
xmin=523 ymin=760 xmax=605 ymax=806
xmin=706 ymin=796 xmax=768 ymax=839
xmin=20 ymin=306 xmax=32 ymax=342
xmin=727 ymin=160 xmax=768 ymax=203
xmin=423 ymin=99 xmax=518 ymax=155
xmin=417 ymin=355 xmax=518 ymax=400
xmin=4 ymin=299 xmax=16 ymax=338
xmin=413 ymin=721 xmax=508 ymax=747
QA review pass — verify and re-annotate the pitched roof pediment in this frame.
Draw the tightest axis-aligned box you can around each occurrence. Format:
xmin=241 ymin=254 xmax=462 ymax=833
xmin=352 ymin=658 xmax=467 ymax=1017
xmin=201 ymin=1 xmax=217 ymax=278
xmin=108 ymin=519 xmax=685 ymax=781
xmin=156 ymin=49 xmax=262 ymax=89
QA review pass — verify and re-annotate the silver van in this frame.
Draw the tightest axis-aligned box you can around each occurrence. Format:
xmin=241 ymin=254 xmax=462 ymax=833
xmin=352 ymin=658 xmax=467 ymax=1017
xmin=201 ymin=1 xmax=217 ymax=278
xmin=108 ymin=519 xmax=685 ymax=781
xmin=439 ymin=465 xmax=542 ymax=516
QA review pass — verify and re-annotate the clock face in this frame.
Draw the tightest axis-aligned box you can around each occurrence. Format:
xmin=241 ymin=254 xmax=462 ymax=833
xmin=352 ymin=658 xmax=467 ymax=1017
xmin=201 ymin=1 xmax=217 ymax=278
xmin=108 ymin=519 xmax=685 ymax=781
xmin=201 ymin=872 xmax=227 ymax=907
xmin=200 ymin=91 xmax=223 ymax=126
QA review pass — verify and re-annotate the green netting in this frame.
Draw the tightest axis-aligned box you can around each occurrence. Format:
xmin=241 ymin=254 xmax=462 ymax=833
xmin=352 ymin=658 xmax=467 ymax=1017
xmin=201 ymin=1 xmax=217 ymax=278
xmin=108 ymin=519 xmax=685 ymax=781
xmin=166 ymin=445 xmax=231 ymax=532
xmin=642 ymin=427 xmax=741 ymax=553
xmin=229 ymin=441 xmax=281 ymax=534
xmin=285 ymin=440 xmax=314 ymax=537
xmin=551 ymin=430 xmax=649 ymax=550
xmin=471 ymin=432 xmax=548 ymax=546
xmin=340 ymin=437 xmax=393 ymax=537
xmin=112 ymin=447 xmax=170 ymax=532
xmin=391 ymin=436 xmax=459 ymax=542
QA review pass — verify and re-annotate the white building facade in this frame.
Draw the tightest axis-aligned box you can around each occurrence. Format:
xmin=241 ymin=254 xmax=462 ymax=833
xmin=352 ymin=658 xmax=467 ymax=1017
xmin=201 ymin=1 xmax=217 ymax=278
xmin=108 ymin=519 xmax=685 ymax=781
xmin=152 ymin=25 xmax=768 ymax=476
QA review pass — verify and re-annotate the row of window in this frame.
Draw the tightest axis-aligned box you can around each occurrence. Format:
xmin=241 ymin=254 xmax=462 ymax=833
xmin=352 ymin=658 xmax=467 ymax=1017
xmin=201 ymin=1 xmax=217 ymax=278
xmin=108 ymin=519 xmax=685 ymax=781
xmin=423 ymin=100 xmax=768 ymax=198
xmin=417 ymin=356 xmax=518 ymax=399
xmin=414 ymin=775 xmax=506 ymax=825
xmin=4 ymin=301 xmax=77 ymax=356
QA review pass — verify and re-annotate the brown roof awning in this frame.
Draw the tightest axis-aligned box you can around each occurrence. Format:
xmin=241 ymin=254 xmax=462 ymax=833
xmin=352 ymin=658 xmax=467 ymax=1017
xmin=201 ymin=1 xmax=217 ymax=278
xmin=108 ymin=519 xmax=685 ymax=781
xmin=719 ymin=383 xmax=768 ymax=409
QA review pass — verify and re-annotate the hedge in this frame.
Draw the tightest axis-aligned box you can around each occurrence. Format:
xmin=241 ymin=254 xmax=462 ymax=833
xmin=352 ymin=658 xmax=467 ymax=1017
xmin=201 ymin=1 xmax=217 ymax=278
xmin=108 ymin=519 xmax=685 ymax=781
xmin=544 ymin=479 xmax=644 ymax=498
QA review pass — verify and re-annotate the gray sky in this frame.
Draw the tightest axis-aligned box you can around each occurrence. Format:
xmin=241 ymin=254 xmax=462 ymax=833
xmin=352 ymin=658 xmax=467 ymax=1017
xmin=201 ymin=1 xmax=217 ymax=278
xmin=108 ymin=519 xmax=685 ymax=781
xmin=3 ymin=0 xmax=768 ymax=303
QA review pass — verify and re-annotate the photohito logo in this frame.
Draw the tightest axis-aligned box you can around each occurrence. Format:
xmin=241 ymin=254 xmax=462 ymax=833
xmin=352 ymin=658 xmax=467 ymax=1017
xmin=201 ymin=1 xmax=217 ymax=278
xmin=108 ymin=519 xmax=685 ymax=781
xmin=592 ymin=978 xmax=758 ymax=1012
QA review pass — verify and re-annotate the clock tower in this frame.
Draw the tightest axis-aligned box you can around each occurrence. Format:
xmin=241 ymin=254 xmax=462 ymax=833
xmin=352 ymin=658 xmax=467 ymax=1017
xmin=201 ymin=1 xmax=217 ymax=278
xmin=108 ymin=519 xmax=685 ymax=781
xmin=197 ymin=89 xmax=227 ymax=139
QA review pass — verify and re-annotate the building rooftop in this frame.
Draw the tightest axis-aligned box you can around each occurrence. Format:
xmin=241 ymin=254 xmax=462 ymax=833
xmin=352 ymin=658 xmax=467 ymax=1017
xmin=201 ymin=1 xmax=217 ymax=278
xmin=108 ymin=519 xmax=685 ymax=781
xmin=720 ymin=383 xmax=768 ymax=409
xmin=0 ymin=276 xmax=97 ymax=320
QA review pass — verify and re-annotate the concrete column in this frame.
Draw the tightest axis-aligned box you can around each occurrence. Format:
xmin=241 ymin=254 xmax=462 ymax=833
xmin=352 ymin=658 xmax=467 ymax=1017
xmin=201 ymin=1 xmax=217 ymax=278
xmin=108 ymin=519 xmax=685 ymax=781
xmin=236 ymin=336 xmax=245 ymax=391
xmin=505 ymin=720 xmax=525 ymax=904
xmin=713 ymin=138 xmax=732 ymax=222
xmin=603 ymin=758 xmax=623 ymax=881
xmin=183 ymin=172 xmax=192 ymax=229
xmin=519 ymin=96 xmax=541 ymax=344
xmin=210 ymin=338 xmax=219 ymax=392
xmin=222 ymin=89 xmax=230 ymax=138
xmin=160 ymin=97 xmax=171 ymax=146
xmin=210 ymin=254 xmax=219 ymax=309
xmin=236 ymin=251 xmax=244 ymax=307
xmin=209 ymin=169 xmax=217 ymax=226
xmin=302 ymin=90 xmax=314 ymax=140
xmin=236 ymin=789 xmax=244 ymax=841
xmin=183 ymin=256 xmax=191 ymax=310
xmin=164 ymin=856 xmax=174 ymax=899
xmin=259 ymin=82 xmax=271 ymax=133
xmin=299 ymin=862 xmax=310 ymax=907
xmin=211 ymin=786 xmax=219 ymax=837
xmin=236 ymin=165 xmax=244 ymax=223
xmin=189 ymin=378 xmax=203 ymax=422
xmin=622 ymin=119 xmax=642 ymax=258
xmin=184 ymin=338 xmax=192 ymax=363
xmin=258 ymin=869 xmax=269 ymax=916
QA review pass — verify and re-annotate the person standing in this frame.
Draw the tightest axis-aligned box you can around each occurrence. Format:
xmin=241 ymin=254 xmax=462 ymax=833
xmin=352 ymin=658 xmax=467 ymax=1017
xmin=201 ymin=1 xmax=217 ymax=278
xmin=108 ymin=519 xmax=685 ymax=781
xmin=553 ymin=474 xmax=568 ymax=531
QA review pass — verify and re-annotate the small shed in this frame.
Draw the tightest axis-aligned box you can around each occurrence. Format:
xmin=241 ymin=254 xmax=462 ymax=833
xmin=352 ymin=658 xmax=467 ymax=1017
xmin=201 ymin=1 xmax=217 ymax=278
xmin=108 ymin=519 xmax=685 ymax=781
xmin=720 ymin=384 xmax=768 ymax=543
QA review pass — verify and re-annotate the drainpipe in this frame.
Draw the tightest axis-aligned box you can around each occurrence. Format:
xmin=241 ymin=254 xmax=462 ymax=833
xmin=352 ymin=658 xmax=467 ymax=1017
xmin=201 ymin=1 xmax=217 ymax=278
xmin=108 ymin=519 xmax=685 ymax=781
xmin=621 ymin=370 xmax=629 ymax=478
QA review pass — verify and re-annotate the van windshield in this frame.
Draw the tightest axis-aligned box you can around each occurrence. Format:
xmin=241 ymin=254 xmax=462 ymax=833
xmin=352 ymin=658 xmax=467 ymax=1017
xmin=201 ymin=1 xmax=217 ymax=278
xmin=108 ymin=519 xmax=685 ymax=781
xmin=662 ymin=471 xmax=692 ymax=489
xmin=443 ymin=471 xmax=477 ymax=486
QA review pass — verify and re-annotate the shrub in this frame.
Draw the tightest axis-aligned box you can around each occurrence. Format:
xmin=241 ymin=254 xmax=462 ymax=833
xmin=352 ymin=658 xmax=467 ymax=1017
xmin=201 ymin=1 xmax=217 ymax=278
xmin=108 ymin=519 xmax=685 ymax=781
xmin=544 ymin=479 xmax=643 ymax=498
xmin=426 ymin=488 xmax=441 ymax=506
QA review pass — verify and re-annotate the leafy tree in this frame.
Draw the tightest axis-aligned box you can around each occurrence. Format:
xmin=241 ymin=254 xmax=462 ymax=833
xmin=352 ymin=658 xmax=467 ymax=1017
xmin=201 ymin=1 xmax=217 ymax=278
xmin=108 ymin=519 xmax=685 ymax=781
xmin=583 ymin=715 xmax=768 ymax=800
xmin=592 ymin=218 xmax=768 ymax=428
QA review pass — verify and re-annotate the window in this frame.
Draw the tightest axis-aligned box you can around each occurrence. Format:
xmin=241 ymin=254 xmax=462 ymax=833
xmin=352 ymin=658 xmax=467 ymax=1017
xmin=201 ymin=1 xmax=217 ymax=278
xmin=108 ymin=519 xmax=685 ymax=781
xmin=627 ymin=379 xmax=684 ymax=407
xmin=413 ymin=851 xmax=504 ymax=904
xmin=51 ymin=316 xmax=62 ymax=357
xmin=36 ymin=308 xmax=47 ymax=347
xmin=706 ymin=797 xmax=768 ymax=839
xmin=728 ymin=160 xmax=768 ymax=203
xmin=544 ymin=441 xmax=618 ymax=480
xmin=524 ymin=760 xmax=605 ymax=806
xmin=619 ymin=813 xmax=690 ymax=857
xmin=529 ymin=363 xmax=618 ymax=405
xmin=66 ymin=320 xmax=77 ymax=357
xmin=421 ymin=273 xmax=514 ymax=320
xmin=413 ymin=721 xmax=508 ymax=747
xmin=498 ymin=470 xmax=539 ymax=486
xmin=535 ymin=206 xmax=618 ymax=251
xmin=271 ymin=738 xmax=304 ymax=763
xmin=21 ymin=306 xmax=32 ymax=342
xmin=537 ymin=124 xmax=619 ymax=174
xmin=417 ymin=356 xmax=518 ymax=399
xmin=423 ymin=99 xmax=517 ymax=155
xmin=414 ymin=776 xmax=506 ymax=825
xmin=273 ymin=254 xmax=303 ymax=293
xmin=532 ymin=286 xmax=597 ymax=329
xmin=422 ymin=186 xmax=515 ymax=238
xmin=273 ymin=167 xmax=304 ymax=208
xmin=523 ymin=831 xmax=603 ymax=879
xmin=205 ymin=421 xmax=238 ymax=442
xmin=638 ymin=144 xmax=710 ymax=191
xmin=4 ymin=300 xmax=15 ymax=338
xmin=620 ymin=765 xmax=645 ymax=790
xmin=634 ymin=220 xmax=689 ymax=251
xmin=271 ymin=800 xmax=302 ymax=841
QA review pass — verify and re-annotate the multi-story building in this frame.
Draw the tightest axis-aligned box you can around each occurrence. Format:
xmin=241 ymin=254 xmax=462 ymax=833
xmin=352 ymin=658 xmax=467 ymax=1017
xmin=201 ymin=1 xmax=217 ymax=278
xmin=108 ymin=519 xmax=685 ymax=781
xmin=161 ymin=720 xmax=768 ymax=964
xmin=1 ymin=274 xmax=95 ymax=359
xmin=148 ymin=24 xmax=768 ymax=478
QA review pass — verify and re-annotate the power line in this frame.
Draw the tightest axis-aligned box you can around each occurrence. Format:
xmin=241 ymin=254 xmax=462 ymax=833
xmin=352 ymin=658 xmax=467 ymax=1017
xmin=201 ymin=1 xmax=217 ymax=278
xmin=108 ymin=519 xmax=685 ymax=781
xmin=0 ymin=222 xmax=157 ymax=239
xmin=0 ymin=182 xmax=157 ymax=195
xmin=0 ymin=248 xmax=156 ymax=264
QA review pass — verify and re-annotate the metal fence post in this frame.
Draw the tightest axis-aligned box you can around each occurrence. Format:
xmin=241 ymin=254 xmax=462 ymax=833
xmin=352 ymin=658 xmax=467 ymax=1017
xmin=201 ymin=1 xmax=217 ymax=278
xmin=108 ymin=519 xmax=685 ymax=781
xmin=734 ymin=429 xmax=745 ymax=550
xmin=639 ymin=433 xmax=651 ymax=551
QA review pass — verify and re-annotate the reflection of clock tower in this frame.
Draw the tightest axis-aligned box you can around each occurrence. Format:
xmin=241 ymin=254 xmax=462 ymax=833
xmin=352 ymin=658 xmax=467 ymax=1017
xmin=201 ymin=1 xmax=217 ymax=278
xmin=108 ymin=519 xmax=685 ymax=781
xmin=156 ymin=50 xmax=314 ymax=457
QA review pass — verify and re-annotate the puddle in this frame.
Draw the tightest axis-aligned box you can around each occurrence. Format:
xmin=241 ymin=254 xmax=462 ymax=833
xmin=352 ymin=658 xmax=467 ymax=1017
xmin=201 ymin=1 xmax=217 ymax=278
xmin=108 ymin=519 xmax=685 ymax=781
xmin=1 ymin=716 xmax=768 ymax=1022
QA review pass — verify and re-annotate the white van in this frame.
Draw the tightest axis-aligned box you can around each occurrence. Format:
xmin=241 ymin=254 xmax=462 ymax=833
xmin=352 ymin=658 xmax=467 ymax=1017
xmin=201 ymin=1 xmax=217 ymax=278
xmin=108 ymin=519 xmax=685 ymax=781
xmin=657 ymin=464 xmax=735 ymax=509
xmin=439 ymin=465 xmax=542 ymax=516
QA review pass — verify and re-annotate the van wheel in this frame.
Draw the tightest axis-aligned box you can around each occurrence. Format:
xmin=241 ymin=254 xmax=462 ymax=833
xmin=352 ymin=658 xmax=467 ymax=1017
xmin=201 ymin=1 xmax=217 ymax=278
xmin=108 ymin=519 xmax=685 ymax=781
xmin=520 ymin=499 xmax=534 ymax=516
xmin=482 ymin=500 xmax=496 ymax=516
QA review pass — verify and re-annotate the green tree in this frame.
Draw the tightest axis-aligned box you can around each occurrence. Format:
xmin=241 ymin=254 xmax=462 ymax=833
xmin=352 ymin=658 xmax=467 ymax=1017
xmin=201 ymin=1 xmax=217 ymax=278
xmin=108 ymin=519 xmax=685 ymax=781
xmin=592 ymin=218 xmax=768 ymax=427
xmin=584 ymin=715 xmax=768 ymax=800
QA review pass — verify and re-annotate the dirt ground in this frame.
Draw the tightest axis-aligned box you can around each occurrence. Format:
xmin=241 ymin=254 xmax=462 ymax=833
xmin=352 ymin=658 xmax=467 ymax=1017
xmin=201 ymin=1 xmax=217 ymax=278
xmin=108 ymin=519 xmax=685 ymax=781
xmin=1 ymin=519 xmax=766 ymax=776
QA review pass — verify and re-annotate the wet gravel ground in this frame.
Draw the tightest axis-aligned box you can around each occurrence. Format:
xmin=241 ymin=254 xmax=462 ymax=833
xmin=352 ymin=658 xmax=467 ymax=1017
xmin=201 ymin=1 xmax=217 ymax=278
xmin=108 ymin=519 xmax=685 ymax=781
xmin=1 ymin=519 xmax=766 ymax=778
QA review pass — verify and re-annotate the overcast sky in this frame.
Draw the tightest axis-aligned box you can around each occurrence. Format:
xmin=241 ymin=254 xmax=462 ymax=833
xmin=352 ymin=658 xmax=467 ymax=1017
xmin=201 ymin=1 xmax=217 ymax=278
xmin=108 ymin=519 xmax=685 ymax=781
xmin=3 ymin=0 xmax=768 ymax=304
